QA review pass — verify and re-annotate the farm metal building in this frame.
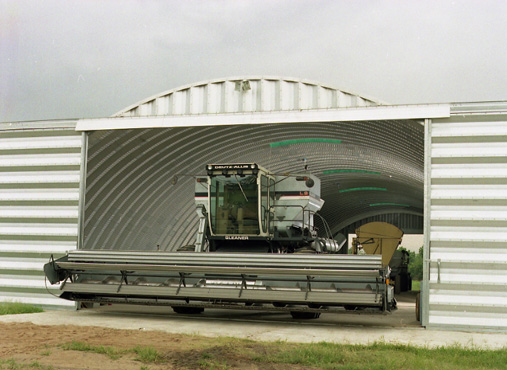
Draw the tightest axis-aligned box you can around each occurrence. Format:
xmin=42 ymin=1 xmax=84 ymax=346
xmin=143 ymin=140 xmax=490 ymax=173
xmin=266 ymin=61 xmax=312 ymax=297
xmin=1 ymin=77 xmax=506 ymax=331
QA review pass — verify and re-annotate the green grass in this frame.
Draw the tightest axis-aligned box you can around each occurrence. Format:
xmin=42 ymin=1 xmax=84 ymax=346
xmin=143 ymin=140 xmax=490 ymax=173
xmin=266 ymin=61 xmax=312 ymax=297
xmin=61 ymin=341 xmax=164 ymax=363
xmin=256 ymin=341 xmax=507 ymax=370
xmin=131 ymin=346 xmax=164 ymax=363
xmin=195 ymin=348 xmax=231 ymax=370
xmin=60 ymin=341 xmax=125 ymax=360
xmin=57 ymin=337 xmax=507 ymax=370
xmin=198 ymin=359 xmax=230 ymax=369
xmin=0 ymin=302 xmax=43 ymax=315
xmin=412 ymin=280 xmax=421 ymax=291
xmin=0 ymin=359 xmax=54 ymax=370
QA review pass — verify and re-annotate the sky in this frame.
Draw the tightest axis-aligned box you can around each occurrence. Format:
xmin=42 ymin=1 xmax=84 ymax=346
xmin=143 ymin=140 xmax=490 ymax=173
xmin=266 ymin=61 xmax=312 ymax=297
xmin=1 ymin=0 xmax=506 ymax=122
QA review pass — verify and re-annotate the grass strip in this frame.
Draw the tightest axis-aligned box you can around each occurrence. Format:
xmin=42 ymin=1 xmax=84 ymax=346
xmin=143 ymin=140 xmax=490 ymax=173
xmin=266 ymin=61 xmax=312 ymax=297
xmin=132 ymin=346 xmax=164 ymax=363
xmin=0 ymin=359 xmax=54 ymax=369
xmin=61 ymin=341 xmax=164 ymax=363
xmin=254 ymin=341 xmax=507 ymax=370
xmin=0 ymin=302 xmax=43 ymax=315
xmin=60 ymin=341 xmax=125 ymax=360
xmin=58 ymin=337 xmax=507 ymax=370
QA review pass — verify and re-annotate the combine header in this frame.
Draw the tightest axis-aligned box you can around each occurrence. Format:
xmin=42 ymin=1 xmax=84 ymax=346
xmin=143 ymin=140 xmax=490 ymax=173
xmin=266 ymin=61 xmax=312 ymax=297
xmin=45 ymin=164 xmax=396 ymax=319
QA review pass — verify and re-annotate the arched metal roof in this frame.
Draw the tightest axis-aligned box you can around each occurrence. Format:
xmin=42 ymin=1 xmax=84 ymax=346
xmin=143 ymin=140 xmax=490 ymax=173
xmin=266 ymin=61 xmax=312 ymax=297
xmin=113 ymin=76 xmax=385 ymax=117
xmin=83 ymin=77 xmax=423 ymax=252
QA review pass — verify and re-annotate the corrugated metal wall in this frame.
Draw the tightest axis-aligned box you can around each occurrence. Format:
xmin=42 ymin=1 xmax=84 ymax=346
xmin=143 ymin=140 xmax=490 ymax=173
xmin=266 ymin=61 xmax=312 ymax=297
xmin=113 ymin=77 xmax=382 ymax=117
xmin=425 ymin=108 xmax=507 ymax=330
xmin=0 ymin=122 xmax=81 ymax=308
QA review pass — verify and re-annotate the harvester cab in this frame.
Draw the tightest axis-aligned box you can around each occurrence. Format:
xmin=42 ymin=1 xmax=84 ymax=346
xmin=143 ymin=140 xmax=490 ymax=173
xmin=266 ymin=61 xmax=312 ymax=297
xmin=194 ymin=163 xmax=335 ymax=253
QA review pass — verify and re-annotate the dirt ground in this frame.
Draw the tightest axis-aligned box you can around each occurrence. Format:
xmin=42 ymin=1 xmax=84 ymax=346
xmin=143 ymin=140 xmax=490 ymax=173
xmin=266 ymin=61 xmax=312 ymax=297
xmin=0 ymin=322 xmax=310 ymax=370
xmin=2 ymin=292 xmax=506 ymax=369
xmin=0 ymin=295 xmax=418 ymax=370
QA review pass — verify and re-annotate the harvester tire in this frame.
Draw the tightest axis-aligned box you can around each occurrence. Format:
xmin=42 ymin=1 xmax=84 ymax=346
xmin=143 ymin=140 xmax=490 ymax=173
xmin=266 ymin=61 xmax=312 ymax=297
xmin=290 ymin=311 xmax=320 ymax=319
xmin=344 ymin=305 xmax=365 ymax=311
xmin=395 ymin=275 xmax=401 ymax=294
xmin=172 ymin=306 xmax=204 ymax=314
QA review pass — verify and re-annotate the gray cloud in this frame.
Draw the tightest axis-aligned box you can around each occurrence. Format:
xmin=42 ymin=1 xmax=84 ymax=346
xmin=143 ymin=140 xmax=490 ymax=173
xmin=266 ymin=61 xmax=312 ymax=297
xmin=1 ymin=0 xmax=506 ymax=122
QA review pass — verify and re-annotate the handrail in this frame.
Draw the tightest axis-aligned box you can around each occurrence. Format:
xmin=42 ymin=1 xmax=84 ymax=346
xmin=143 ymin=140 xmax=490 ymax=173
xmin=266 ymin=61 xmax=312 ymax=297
xmin=269 ymin=204 xmax=316 ymax=234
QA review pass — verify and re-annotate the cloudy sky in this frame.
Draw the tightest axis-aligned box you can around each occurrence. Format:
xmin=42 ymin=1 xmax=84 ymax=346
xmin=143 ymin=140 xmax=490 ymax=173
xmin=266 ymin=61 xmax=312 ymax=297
xmin=1 ymin=0 xmax=506 ymax=122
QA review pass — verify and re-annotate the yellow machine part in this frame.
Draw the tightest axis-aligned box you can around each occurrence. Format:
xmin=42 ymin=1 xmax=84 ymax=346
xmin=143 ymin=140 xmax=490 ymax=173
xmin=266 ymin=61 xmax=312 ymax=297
xmin=353 ymin=222 xmax=404 ymax=267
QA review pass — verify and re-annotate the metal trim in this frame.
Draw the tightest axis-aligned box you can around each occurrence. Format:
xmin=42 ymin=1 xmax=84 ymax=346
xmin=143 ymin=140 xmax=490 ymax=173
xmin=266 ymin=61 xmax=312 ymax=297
xmin=450 ymin=101 xmax=507 ymax=115
xmin=0 ymin=120 xmax=78 ymax=131
xmin=76 ymin=104 xmax=450 ymax=132
xmin=62 ymin=283 xmax=383 ymax=306
xmin=422 ymin=118 xmax=432 ymax=327
xmin=77 ymin=132 xmax=88 ymax=251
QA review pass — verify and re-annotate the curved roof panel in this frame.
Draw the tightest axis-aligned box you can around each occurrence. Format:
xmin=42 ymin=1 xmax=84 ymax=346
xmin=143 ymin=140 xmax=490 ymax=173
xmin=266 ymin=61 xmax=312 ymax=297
xmin=113 ymin=76 xmax=385 ymax=117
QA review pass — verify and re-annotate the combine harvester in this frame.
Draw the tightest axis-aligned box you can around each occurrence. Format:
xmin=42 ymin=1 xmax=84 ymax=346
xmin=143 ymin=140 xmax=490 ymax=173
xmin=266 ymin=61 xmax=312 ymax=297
xmin=45 ymin=164 xmax=396 ymax=319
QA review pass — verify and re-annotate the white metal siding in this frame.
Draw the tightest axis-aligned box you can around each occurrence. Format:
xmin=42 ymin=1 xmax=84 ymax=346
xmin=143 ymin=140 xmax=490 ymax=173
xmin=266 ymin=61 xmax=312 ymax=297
xmin=0 ymin=124 xmax=81 ymax=309
xmin=113 ymin=77 xmax=382 ymax=118
xmin=427 ymin=112 xmax=507 ymax=330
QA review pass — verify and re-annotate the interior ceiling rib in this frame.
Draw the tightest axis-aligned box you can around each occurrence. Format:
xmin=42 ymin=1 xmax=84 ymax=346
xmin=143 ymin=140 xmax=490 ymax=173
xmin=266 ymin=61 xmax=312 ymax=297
xmin=84 ymin=119 xmax=424 ymax=251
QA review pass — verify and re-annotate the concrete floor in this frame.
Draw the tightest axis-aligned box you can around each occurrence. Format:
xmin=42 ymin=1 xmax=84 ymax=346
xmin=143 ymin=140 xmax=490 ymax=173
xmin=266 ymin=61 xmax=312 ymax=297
xmin=2 ymin=292 xmax=507 ymax=349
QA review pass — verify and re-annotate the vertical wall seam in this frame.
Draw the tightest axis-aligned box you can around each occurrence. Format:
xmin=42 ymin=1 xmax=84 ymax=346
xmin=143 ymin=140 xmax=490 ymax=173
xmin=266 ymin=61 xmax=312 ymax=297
xmin=77 ymin=132 xmax=88 ymax=251
xmin=422 ymin=118 xmax=432 ymax=327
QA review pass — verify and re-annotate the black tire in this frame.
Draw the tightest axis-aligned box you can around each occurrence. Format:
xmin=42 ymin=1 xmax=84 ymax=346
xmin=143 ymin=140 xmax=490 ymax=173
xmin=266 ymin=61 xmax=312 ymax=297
xmin=395 ymin=274 xmax=401 ymax=294
xmin=273 ymin=302 xmax=287 ymax=308
xmin=344 ymin=305 xmax=365 ymax=311
xmin=172 ymin=306 xmax=204 ymax=314
xmin=290 ymin=311 xmax=321 ymax=319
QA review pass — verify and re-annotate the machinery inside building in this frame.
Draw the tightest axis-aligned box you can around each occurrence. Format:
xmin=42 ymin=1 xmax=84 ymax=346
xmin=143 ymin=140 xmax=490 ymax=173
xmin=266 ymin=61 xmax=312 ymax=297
xmin=6 ymin=76 xmax=506 ymax=330
xmin=81 ymin=77 xmax=424 ymax=254
xmin=43 ymin=77 xmax=424 ymax=319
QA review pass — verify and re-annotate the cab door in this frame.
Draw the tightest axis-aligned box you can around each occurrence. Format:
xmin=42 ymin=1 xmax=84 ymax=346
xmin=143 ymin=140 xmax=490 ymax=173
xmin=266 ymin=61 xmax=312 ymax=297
xmin=259 ymin=175 xmax=275 ymax=236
